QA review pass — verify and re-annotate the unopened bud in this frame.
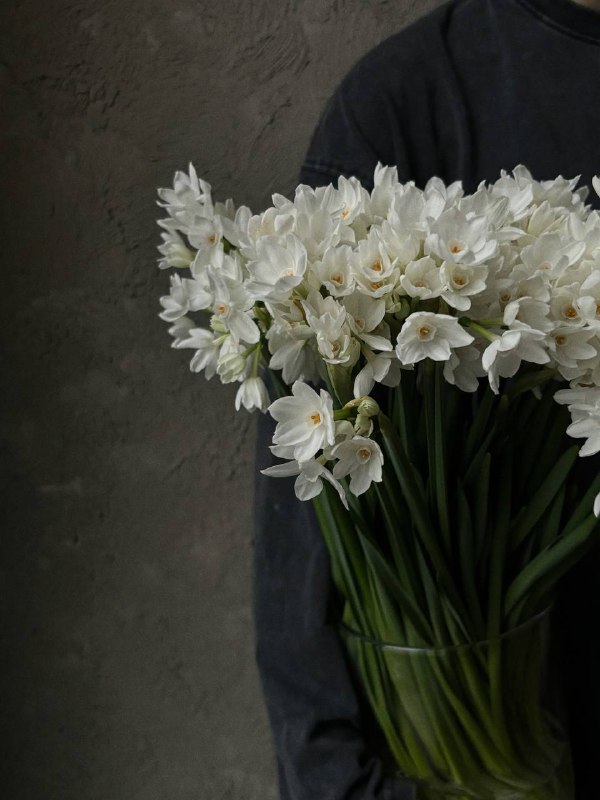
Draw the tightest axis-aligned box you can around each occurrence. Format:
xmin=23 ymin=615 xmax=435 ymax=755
xmin=357 ymin=397 xmax=380 ymax=418
xmin=217 ymin=352 xmax=247 ymax=383
xmin=354 ymin=413 xmax=373 ymax=437
xmin=210 ymin=316 xmax=228 ymax=334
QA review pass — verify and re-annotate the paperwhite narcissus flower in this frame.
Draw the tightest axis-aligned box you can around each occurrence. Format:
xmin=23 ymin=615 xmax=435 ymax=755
xmin=439 ymin=261 xmax=489 ymax=311
xmin=159 ymin=273 xmax=213 ymax=323
xmin=261 ymin=457 xmax=348 ymax=507
xmin=167 ymin=316 xmax=195 ymax=347
xmin=425 ymin=207 xmax=497 ymax=266
xmin=235 ymin=376 xmax=270 ymax=412
xmin=266 ymin=322 xmax=320 ymax=385
xmin=312 ymin=245 xmax=356 ymax=297
xmin=268 ymin=381 xmax=335 ymax=463
xmin=343 ymin=294 xmax=391 ymax=351
xmin=216 ymin=347 xmax=249 ymax=383
xmin=302 ymin=292 xmax=360 ymax=367
xmin=482 ymin=328 xmax=550 ymax=393
xmin=332 ymin=437 xmax=384 ymax=495
xmin=157 ymin=229 xmax=195 ymax=269
xmin=175 ymin=327 xmax=221 ymax=379
xmin=554 ymin=386 xmax=600 ymax=457
xmin=396 ymin=312 xmax=474 ymax=364
xmin=246 ymin=234 xmax=308 ymax=302
xmin=211 ymin=276 xmax=260 ymax=344
xmin=353 ymin=348 xmax=401 ymax=397
xmin=548 ymin=327 xmax=597 ymax=370
xmin=443 ymin=345 xmax=486 ymax=393
xmin=399 ymin=257 xmax=442 ymax=300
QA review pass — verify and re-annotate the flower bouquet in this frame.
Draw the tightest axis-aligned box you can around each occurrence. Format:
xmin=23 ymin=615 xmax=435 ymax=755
xmin=156 ymin=163 xmax=600 ymax=799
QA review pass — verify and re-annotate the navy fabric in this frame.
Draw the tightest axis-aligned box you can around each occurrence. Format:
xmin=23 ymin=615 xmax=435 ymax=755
xmin=253 ymin=1 xmax=600 ymax=797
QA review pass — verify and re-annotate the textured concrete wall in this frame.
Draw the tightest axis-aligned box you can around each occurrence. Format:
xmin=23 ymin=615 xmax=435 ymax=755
xmin=1 ymin=1 xmax=441 ymax=798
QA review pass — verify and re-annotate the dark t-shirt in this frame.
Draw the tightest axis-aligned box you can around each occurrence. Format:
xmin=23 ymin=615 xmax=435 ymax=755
xmin=254 ymin=1 xmax=600 ymax=798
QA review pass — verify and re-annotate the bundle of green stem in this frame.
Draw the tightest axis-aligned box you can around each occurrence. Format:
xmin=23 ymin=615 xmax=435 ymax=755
xmin=313 ymin=361 xmax=600 ymax=800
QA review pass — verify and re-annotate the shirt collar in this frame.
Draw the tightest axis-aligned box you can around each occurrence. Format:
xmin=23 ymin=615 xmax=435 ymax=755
xmin=513 ymin=0 xmax=600 ymax=44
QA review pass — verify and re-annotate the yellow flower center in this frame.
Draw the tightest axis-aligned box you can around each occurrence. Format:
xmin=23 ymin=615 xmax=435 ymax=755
xmin=215 ymin=303 xmax=227 ymax=316
xmin=555 ymin=335 xmax=567 ymax=346
xmin=500 ymin=291 xmax=511 ymax=303
xmin=370 ymin=280 xmax=383 ymax=290
xmin=208 ymin=233 xmax=217 ymax=245
xmin=565 ymin=305 xmax=578 ymax=319
xmin=310 ymin=412 xmax=321 ymax=426
xmin=358 ymin=448 xmax=371 ymax=460
xmin=418 ymin=324 xmax=432 ymax=339
xmin=341 ymin=208 xmax=350 ymax=219
xmin=454 ymin=276 xmax=467 ymax=287
xmin=331 ymin=272 xmax=344 ymax=285
xmin=450 ymin=241 xmax=465 ymax=254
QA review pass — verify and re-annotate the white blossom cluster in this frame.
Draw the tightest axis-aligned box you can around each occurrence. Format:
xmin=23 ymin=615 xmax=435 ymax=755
xmin=157 ymin=163 xmax=600 ymax=508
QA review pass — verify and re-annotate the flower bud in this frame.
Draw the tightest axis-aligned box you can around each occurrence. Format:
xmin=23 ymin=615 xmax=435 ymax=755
xmin=210 ymin=316 xmax=228 ymax=334
xmin=354 ymin=413 xmax=373 ymax=437
xmin=217 ymin=352 xmax=247 ymax=383
xmin=357 ymin=397 xmax=380 ymax=418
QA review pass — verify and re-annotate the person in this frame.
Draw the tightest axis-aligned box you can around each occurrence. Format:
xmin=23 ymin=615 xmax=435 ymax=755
xmin=253 ymin=0 xmax=600 ymax=797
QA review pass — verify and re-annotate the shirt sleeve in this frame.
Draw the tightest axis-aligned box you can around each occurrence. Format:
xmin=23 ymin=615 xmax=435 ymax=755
xmin=298 ymin=55 xmax=412 ymax=192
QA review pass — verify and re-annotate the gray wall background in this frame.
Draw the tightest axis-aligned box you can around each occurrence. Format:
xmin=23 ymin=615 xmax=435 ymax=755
xmin=1 ymin=1 xmax=440 ymax=798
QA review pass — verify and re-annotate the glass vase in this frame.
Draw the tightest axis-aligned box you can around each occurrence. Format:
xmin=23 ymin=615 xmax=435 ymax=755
xmin=339 ymin=608 xmax=574 ymax=800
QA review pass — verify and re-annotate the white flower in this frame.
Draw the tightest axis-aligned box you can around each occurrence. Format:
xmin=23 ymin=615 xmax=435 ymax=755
xmin=482 ymin=329 xmax=550 ymax=393
xmin=333 ymin=175 xmax=370 ymax=226
xmin=303 ymin=291 xmax=360 ymax=366
xmin=554 ymin=386 xmax=600 ymax=457
xmin=211 ymin=275 xmax=259 ymax=344
xmin=503 ymin=298 xmax=553 ymax=333
xmin=187 ymin=215 xmax=223 ymax=258
xmin=246 ymin=234 xmax=308 ymax=301
xmin=395 ymin=312 xmax=474 ymax=365
xmin=235 ymin=376 xmax=270 ymax=412
xmin=353 ymin=348 xmax=401 ymax=397
xmin=332 ymin=437 xmax=384 ymax=495
xmin=399 ymin=256 xmax=442 ymax=300
xmin=439 ymin=261 xmax=489 ymax=311
xmin=175 ymin=327 xmax=221 ymax=379
xmin=167 ymin=316 xmax=195 ymax=347
xmin=549 ymin=287 xmax=585 ymax=327
xmin=443 ymin=345 xmax=485 ymax=393
xmin=343 ymin=294 xmax=392 ymax=351
xmin=370 ymin=163 xmax=400 ymax=221
xmin=261 ymin=457 xmax=348 ymax=507
xmin=217 ymin=346 xmax=249 ymax=383
xmin=352 ymin=228 xmax=398 ymax=298
xmin=548 ymin=327 xmax=597 ymax=370
xmin=520 ymin=231 xmax=585 ymax=279
xmin=268 ymin=381 xmax=335 ymax=462
xmin=425 ymin=207 xmax=497 ymax=266
xmin=157 ymin=163 xmax=213 ymax=221
xmin=312 ymin=245 xmax=356 ymax=297
xmin=158 ymin=274 xmax=211 ymax=322
xmin=266 ymin=321 xmax=320 ymax=385
xmin=157 ymin=229 xmax=195 ymax=269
